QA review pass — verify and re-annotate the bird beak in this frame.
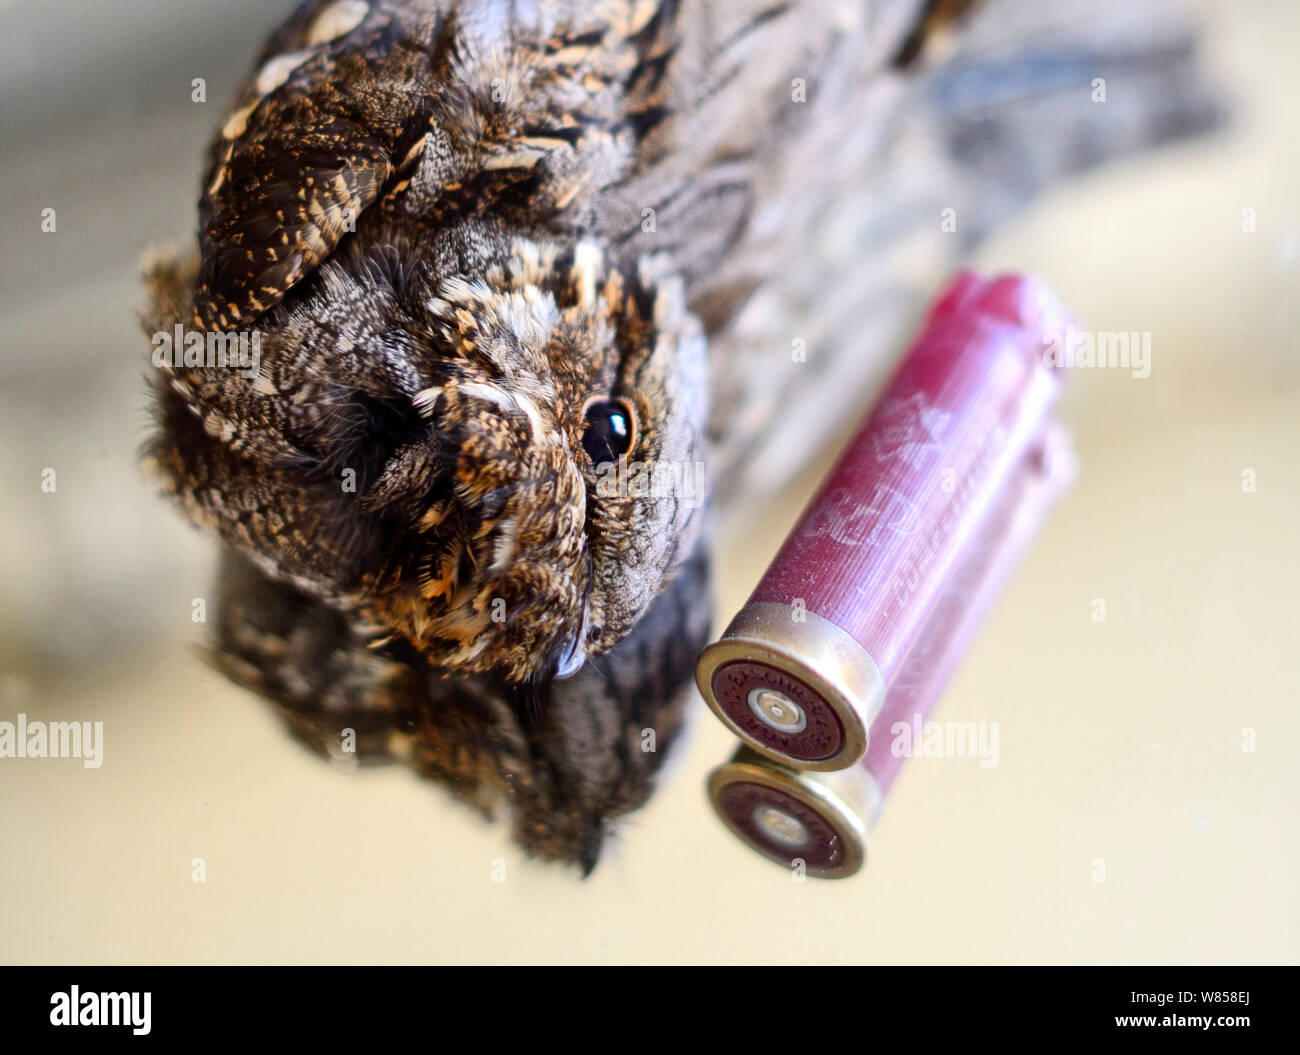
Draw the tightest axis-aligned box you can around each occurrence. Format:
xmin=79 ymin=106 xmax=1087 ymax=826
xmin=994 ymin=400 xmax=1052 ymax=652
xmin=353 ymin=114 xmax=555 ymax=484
xmin=553 ymin=606 xmax=590 ymax=680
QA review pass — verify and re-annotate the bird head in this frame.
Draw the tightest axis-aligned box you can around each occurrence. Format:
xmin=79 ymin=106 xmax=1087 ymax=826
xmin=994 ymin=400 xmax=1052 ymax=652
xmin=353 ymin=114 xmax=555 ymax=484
xmin=145 ymin=224 xmax=709 ymax=683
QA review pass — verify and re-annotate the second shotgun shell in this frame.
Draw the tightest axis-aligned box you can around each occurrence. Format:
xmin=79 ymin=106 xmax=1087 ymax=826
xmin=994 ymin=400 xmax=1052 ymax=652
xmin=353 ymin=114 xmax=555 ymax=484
xmin=696 ymin=271 xmax=1072 ymax=770
xmin=708 ymin=424 xmax=1077 ymax=876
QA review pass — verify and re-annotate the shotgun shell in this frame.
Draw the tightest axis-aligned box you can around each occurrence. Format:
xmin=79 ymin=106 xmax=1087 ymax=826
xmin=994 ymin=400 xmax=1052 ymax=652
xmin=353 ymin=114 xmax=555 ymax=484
xmin=697 ymin=271 xmax=1072 ymax=769
xmin=708 ymin=423 xmax=1077 ymax=877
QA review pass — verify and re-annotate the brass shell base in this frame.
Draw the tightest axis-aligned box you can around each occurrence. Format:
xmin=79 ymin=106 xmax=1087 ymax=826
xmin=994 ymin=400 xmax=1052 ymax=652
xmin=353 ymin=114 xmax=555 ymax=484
xmin=696 ymin=603 xmax=885 ymax=770
xmin=707 ymin=747 xmax=880 ymax=879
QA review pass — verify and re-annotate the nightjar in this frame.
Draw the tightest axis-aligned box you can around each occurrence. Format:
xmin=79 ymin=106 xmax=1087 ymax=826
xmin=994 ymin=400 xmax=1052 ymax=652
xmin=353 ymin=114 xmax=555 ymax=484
xmin=143 ymin=0 xmax=1219 ymax=868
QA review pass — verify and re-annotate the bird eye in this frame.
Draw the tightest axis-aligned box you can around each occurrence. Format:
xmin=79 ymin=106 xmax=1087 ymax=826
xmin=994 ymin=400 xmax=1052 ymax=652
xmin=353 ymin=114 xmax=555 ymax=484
xmin=581 ymin=398 xmax=636 ymax=466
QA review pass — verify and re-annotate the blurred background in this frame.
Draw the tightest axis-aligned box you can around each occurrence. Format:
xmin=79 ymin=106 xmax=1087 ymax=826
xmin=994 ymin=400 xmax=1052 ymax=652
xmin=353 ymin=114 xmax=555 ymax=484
xmin=1 ymin=0 xmax=1296 ymax=963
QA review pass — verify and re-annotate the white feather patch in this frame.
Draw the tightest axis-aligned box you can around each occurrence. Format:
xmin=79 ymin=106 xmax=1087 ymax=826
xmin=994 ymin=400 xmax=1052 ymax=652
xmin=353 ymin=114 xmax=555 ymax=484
xmin=306 ymin=0 xmax=369 ymax=46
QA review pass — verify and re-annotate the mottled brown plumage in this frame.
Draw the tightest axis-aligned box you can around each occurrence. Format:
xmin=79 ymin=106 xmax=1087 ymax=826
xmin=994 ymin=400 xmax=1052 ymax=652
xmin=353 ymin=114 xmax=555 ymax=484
xmin=212 ymin=539 xmax=710 ymax=871
xmin=148 ymin=0 xmax=718 ymax=686
xmin=143 ymin=0 xmax=1220 ymax=869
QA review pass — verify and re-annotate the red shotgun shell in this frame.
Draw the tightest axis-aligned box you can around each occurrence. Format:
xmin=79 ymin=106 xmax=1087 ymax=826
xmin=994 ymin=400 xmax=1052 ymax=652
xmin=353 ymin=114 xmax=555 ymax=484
xmin=697 ymin=272 xmax=1073 ymax=770
xmin=708 ymin=423 xmax=1077 ymax=877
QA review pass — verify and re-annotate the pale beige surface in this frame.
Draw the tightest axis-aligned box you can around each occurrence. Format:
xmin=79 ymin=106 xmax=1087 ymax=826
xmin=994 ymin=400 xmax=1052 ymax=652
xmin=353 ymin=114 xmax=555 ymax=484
xmin=1 ymin=2 xmax=1297 ymax=964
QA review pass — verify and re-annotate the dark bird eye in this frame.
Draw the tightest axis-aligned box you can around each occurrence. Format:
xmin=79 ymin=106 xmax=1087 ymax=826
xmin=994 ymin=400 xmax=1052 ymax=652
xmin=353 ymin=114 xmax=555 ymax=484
xmin=582 ymin=399 xmax=635 ymax=466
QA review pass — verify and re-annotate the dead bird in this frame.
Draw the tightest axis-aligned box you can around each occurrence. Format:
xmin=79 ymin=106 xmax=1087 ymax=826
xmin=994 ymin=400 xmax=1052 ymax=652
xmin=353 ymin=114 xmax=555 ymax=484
xmin=143 ymin=0 xmax=1222 ymax=869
